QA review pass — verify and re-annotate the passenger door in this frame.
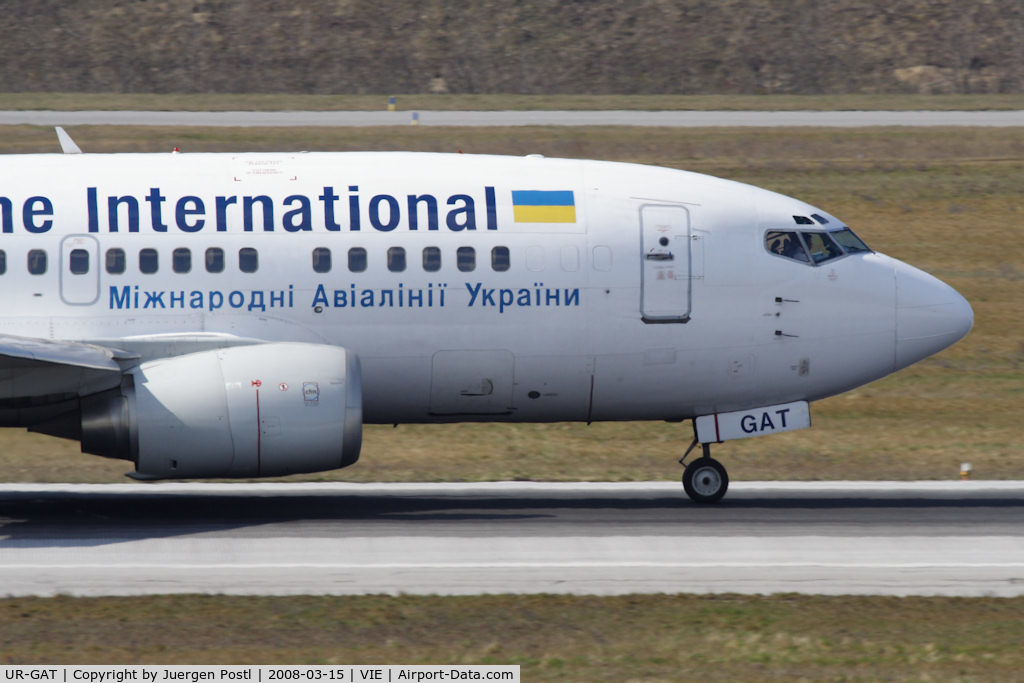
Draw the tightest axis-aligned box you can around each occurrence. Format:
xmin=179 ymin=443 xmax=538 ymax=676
xmin=640 ymin=204 xmax=690 ymax=323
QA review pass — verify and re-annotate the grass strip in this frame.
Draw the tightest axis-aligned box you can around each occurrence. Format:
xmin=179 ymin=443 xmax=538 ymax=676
xmin=1 ymin=594 xmax=1022 ymax=679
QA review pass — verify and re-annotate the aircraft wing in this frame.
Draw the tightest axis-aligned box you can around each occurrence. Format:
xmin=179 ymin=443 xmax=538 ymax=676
xmin=0 ymin=335 xmax=134 ymax=371
xmin=0 ymin=335 xmax=135 ymax=400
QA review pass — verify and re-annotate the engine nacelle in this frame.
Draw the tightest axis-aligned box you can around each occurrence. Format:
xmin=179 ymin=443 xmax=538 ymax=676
xmin=81 ymin=343 xmax=362 ymax=479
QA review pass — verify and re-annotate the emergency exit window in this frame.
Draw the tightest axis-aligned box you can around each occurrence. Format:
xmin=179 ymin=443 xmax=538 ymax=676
xmin=69 ymin=249 xmax=89 ymax=275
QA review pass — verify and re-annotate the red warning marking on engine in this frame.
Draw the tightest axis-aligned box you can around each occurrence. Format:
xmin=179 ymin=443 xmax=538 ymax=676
xmin=279 ymin=382 xmax=289 ymax=391
xmin=251 ymin=379 xmax=262 ymax=388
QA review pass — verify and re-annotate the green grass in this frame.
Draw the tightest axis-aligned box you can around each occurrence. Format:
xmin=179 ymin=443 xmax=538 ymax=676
xmin=2 ymin=594 xmax=1023 ymax=679
xmin=0 ymin=125 xmax=1020 ymax=483
xmin=1 ymin=93 xmax=1023 ymax=111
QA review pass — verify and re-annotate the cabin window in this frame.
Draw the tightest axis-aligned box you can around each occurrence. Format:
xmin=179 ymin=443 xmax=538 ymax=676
xmin=0 ymin=250 xmax=5 ymax=275
xmin=173 ymin=248 xmax=191 ymax=274
xmin=139 ymin=248 xmax=158 ymax=274
xmin=592 ymin=245 xmax=612 ymax=271
xmin=831 ymin=228 xmax=872 ymax=254
xmin=422 ymin=246 xmax=441 ymax=272
xmin=205 ymin=247 xmax=224 ymax=273
xmin=387 ymin=247 xmax=406 ymax=272
xmin=348 ymin=247 xmax=367 ymax=273
xmin=457 ymin=246 xmax=475 ymax=272
xmin=69 ymin=249 xmax=90 ymax=275
xmin=801 ymin=231 xmax=843 ymax=264
xmin=491 ymin=246 xmax=510 ymax=272
xmin=28 ymin=250 xmax=47 ymax=275
xmin=106 ymin=248 xmax=126 ymax=274
xmin=239 ymin=247 xmax=258 ymax=273
xmin=312 ymin=247 xmax=331 ymax=273
xmin=765 ymin=231 xmax=810 ymax=263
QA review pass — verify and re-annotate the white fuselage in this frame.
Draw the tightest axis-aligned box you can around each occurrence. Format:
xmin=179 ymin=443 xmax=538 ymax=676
xmin=0 ymin=151 xmax=972 ymax=428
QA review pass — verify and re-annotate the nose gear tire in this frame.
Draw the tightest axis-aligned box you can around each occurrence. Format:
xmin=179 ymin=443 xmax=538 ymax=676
xmin=682 ymin=456 xmax=729 ymax=503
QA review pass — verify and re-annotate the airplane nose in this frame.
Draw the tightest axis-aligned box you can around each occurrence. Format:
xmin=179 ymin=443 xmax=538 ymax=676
xmin=894 ymin=262 xmax=973 ymax=369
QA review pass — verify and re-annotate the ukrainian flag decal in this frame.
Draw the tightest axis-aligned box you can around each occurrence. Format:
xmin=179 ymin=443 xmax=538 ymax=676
xmin=512 ymin=190 xmax=576 ymax=223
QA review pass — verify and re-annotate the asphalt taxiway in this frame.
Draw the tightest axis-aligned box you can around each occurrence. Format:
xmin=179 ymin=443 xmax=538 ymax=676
xmin=1 ymin=481 xmax=1022 ymax=598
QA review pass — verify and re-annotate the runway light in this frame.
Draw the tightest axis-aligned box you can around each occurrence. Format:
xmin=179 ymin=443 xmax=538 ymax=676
xmin=960 ymin=462 xmax=972 ymax=480
xmin=411 ymin=112 xmax=420 ymax=126
xmin=388 ymin=96 xmax=396 ymax=112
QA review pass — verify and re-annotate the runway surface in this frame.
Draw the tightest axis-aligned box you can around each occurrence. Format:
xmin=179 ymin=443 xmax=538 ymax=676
xmin=1 ymin=110 xmax=1022 ymax=127
xmin=2 ymin=481 xmax=1023 ymax=598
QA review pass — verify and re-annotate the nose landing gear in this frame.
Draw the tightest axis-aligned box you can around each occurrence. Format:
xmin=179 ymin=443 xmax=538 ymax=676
xmin=680 ymin=438 xmax=729 ymax=503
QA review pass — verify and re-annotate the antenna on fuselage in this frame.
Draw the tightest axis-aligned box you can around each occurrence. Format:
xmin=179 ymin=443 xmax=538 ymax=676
xmin=55 ymin=126 xmax=82 ymax=154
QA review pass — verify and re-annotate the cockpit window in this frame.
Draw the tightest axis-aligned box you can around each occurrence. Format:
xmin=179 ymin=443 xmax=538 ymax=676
xmin=765 ymin=230 xmax=810 ymax=263
xmin=830 ymin=228 xmax=872 ymax=254
xmin=801 ymin=231 xmax=844 ymax=264
xmin=766 ymin=226 xmax=872 ymax=266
